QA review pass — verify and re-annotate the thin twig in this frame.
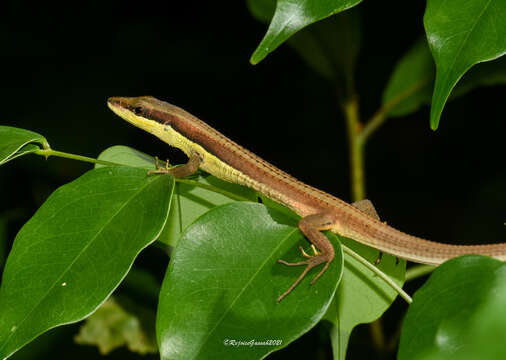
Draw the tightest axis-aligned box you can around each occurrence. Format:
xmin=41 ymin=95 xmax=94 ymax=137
xmin=360 ymin=76 xmax=432 ymax=144
xmin=342 ymin=244 xmax=412 ymax=304
xmin=34 ymin=148 xmax=122 ymax=167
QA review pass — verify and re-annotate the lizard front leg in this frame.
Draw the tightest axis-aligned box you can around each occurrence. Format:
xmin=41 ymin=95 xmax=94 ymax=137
xmin=148 ymin=151 xmax=202 ymax=178
xmin=277 ymin=213 xmax=336 ymax=303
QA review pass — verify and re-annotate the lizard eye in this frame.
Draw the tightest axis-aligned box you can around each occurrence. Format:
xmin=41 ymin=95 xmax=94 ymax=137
xmin=133 ymin=106 xmax=143 ymax=115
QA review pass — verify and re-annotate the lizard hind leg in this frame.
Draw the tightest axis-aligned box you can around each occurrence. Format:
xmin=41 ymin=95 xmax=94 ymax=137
xmin=277 ymin=213 xmax=336 ymax=303
xmin=351 ymin=199 xmax=401 ymax=265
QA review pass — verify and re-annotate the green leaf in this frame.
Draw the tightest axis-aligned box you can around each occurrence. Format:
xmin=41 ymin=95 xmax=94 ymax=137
xmin=424 ymin=0 xmax=506 ymax=129
xmin=0 ymin=217 xmax=6 ymax=271
xmin=324 ymin=238 xmax=406 ymax=359
xmin=259 ymin=194 xmax=300 ymax=220
xmin=161 ymin=175 xmax=257 ymax=248
xmin=96 ymin=145 xmax=256 ymax=248
xmin=0 ymin=166 xmax=173 ymax=359
xmin=250 ymin=0 xmax=363 ymax=65
xmin=246 ymin=0 xmax=275 ymax=23
xmin=288 ymin=9 xmax=361 ymax=91
xmin=382 ymin=39 xmax=435 ymax=117
xmin=157 ymin=202 xmax=343 ymax=360
xmin=96 ymin=145 xmax=155 ymax=169
xmin=398 ymin=256 xmax=506 ymax=360
xmin=74 ymin=297 xmax=157 ymax=355
xmin=248 ymin=0 xmax=361 ymax=87
xmin=0 ymin=127 xmax=48 ymax=166
xmin=451 ymin=55 xmax=506 ymax=98
xmin=382 ymin=37 xmax=506 ymax=118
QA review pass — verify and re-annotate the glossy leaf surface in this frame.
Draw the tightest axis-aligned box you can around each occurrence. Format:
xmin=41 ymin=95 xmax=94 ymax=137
xmin=399 ymin=256 xmax=506 ymax=359
xmin=248 ymin=0 xmax=361 ymax=93
xmin=250 ymin=0 xmax=363 ymax=64
xmin=96 ymin=145 xmax=256 ymax=248
xmin=0 ymin=127 xmax=47 ymax=166
xmin=157 ymin=202 xmax=343 ymax=360
xmin=96 ymin=145 xmax=155 ymax=169
xmin=324 ymin=239 xmax=406 ymax=359
xmin=0 ymin=167 xmax=173 ymax=359
xmin=382 ymin=39 xmax=435 ymax=117
xmin=162 ymin=176 xmax=256 ymax=248
xmin=424 ymin=0 xmax=506 ymax=129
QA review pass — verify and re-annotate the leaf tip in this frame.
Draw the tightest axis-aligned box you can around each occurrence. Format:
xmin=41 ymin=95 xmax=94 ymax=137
xmin=429 ymin=104 xmax=442 ymax=130
xmin=250 ymin=48 xmax=267 ymax=65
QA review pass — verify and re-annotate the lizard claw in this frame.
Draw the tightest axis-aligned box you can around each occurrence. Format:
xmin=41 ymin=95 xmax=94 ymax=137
xmin=276 ymin=252 xmax=332 ymax=303
xmin=374 ymin=251 xmax=383 ymax=265
xmin=147 ymin=156 xmax=171 ymax=175
xmin=298 ymin=244 xmax=320 ymax=258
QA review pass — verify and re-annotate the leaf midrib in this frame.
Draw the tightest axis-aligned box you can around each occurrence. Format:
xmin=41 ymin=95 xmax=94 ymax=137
xmin=437 ymin=0 xmax=493 ymax=95
xmin=193 ymin=226 xmax=299 ymax=358
xmin=0 ymin=172 xmax=161 ymax=355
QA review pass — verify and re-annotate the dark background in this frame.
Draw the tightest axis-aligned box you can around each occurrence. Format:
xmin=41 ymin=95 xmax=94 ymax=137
xmin=0 ymin=1 xmax=504 ymax=359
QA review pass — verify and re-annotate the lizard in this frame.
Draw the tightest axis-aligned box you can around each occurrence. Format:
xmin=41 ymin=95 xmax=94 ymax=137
xmin=107 ymin=96 xmax=506 ymax=302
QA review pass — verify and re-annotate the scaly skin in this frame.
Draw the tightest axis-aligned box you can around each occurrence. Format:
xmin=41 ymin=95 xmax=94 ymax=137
xmin=108 ymin=96 xmax=506 ymax=300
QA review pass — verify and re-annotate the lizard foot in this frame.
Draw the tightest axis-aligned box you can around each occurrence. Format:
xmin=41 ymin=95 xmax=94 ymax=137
xmin=374 ymin=251 xmax=400 ymax=265
xmin=374 ymin=251 xmax=383 ymax=265
xmin=276 ymin=252 xmax=332 ymax=303
xmin=147 ymin=156 xmax=171 ymax=175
